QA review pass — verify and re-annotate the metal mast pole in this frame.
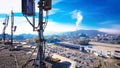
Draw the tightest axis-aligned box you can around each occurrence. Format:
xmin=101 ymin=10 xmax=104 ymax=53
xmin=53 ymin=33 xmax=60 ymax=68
xmin=37 ymin=0 xmax=44 ymax=68
xmin=2 ymin=16 xmax=9 ymax=44
xmin=11 ymin=10 xmax=14 ymax=50
xmin=3 ymin=26 xmax=6 ymax=44
xmin=2 ymin=17 xmax=6 ymax=44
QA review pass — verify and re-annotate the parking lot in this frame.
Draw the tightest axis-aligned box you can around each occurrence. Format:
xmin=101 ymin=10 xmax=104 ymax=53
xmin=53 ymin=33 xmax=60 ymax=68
xmin=44 ymin=43 xmax=115 ymax=68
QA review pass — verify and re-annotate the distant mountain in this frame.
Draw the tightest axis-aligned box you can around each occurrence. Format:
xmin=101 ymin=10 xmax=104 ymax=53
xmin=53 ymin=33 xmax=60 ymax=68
xmin=62 ymin=30 xmax=107 ymax=37
xmin=75 ymin=30 xmax=106 ymax=36
xmin=0 ymin=34 xmax=11 ymax=39
xmin=0 ymin=34 xmax=2 ymax=38
xmin=0 ymin=30 xmax=109 ymax=40
xmin=0 ymin=33 xmax=37 ymax=40
xmin=14 ymin=34 xmax=37 ymax=40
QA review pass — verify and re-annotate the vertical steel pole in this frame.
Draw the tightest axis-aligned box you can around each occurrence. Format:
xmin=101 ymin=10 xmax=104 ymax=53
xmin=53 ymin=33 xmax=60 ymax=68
xmin=2 ymin=16 xmax=8 ymax=44
xmin=3 ymin=27 xmax=5 ymax=44
xmin=11 ymin=10 xmax=14 ymax=50
xmin=33 ymin=0 xmax=35 ymax=31
xmin=38 ymin=0 xmax=44 ymax=68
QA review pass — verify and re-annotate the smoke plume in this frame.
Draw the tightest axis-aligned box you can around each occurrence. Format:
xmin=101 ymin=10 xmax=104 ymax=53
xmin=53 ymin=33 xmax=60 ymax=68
xmin=76 ymin=12 xmax=83 ymax=30
xmin=71 ymin=10 xmax=83 ymax=30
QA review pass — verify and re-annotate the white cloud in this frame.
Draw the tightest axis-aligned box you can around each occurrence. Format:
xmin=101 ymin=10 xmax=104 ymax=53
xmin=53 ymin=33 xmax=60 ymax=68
xmin=2 ymin=16 xmax=120 ymax=35
xmin=96 ymin=20 xmax=120 ymax=34
xmin=0 ymin=0 xmax=71 ymax=35
xmin=0 ymin=0 xmax=21 ymax=13
xmin=112 ymin=24 xmax=120 ymax=29
xmin=0 ymin=0 xmax=60 ymax=24
xmin=99 ymin=21 xmax=113 ymax=25
xmin=49 ymin=8 xmax=60 ymax=15
xmin=0 ymin=17 xmax=37 ymax=35
xmin=52 ymin=0 xmax=63 ymax=5
xmin=42 ymin=8 xmax=60 ymax=16
xmin=99 ymin=20 xmax=119 ymax=25
xmin=0 ymin=17 xmax=76 ymax=35
xmin=0 ymin=18 xmax=5 ymax=33
xmin=0 ymin=0 xmax=60 ymax=15
xmin=98 ymin=28 xmax=120 ymax=34
xmin=44 ymin=21 xmax=76 ymax=35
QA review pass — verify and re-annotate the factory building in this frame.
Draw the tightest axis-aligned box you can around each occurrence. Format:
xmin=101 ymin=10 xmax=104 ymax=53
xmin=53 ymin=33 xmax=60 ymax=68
xmin=77 ymin=33 xmax=89 ymax=45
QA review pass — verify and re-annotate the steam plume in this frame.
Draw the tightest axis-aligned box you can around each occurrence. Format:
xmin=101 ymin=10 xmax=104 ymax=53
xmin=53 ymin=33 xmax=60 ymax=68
xmin=76 ymin=12 xmax=83 ymax=30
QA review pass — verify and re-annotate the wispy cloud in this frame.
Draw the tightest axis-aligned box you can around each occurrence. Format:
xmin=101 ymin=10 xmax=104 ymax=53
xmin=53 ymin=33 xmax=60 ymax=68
xmin=43 ymin=8 xmax=60 ymax=16
xmin=0 ymin=17 xmax=36 ymax=35
xmin=49 ymin=8 xmax=60 ymax=15
xmin=98 ymin=28 xmax=120 ymax=34
xmin=98 ymin=24 xmax=120 ymax=34
xmin=52 ymin=0 xmax=63 ymax=5
xmin=0 ymin=0 xmax=61 ymax=14
xmin=0 ymin=0 xmax=21 ymax=13
xmin=0 ymin=17 xmax=76 ymax=35
xmin=44 ymin=21 xmax=76 ymax=35
xmin=111 ymin=24 xmax=120 ymax=29
xmin=99 ymin=20 xmax=119 ymax=25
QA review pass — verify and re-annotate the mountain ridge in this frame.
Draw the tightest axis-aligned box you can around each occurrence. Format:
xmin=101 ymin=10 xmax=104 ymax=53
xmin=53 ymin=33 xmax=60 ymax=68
xmin=0 ymin=29 xmax=117 ymax=40
xmin=63 ymin=29 xmax=107 ymax=36
xmin=0 ymin=33 xmax=37 ymax=40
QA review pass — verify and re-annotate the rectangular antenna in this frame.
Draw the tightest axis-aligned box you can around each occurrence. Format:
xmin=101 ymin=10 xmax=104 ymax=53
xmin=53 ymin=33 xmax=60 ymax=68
xmin=22 ymin=0 xmax=35 ymax=16
xmin=44 ymin=0 xmax=52 ymax=11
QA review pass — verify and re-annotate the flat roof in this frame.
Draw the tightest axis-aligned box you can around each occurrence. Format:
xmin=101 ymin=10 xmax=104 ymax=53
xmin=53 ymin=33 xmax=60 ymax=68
xmin=52 ymin=53 xmax=77 ymax=68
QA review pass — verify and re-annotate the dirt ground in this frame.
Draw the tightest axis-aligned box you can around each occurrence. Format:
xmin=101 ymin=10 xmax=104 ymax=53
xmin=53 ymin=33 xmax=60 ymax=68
xmin=0 ymin=44 xmax=33 ymax=68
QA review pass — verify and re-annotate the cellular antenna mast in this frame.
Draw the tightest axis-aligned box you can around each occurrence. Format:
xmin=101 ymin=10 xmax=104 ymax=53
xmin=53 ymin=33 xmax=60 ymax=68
xmin=22 ymin=0 xmax=52 ymax=68
xmin=10 ymin=10 xmax=14 ymax=50
xmin=10 ymin=10 xmax=17 ymax=50
xmin=2 ymin=15 xmax=9 ymax=44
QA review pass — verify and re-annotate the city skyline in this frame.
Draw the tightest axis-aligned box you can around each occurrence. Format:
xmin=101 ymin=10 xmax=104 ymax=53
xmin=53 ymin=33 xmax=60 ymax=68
xmin=0 ymin=0 xmax=120 ymax=35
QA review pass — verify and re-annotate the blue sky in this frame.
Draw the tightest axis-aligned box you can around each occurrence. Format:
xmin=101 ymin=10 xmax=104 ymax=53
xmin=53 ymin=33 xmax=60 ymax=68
xmin=50 ymin=0 xmax=120 ymax=28
xmin=0 ymin=0 xmax=120 ymax=35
